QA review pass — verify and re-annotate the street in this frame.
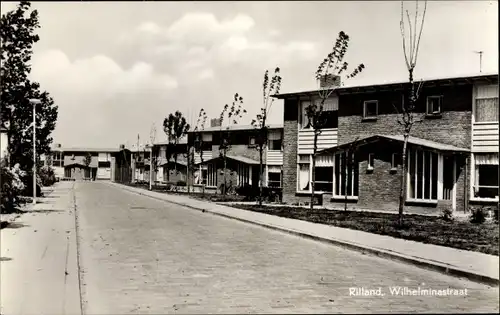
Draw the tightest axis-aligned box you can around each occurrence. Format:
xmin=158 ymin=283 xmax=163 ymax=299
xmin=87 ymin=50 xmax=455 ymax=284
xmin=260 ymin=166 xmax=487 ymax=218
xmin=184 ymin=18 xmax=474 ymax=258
xmin=73 ymin=182 xmax=498 ymax=314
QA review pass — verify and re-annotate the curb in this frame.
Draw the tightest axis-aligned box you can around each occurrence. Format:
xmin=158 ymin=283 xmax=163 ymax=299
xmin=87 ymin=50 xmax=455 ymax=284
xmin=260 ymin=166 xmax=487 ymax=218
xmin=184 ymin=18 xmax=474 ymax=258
xmin=114 ymin=183 xmax=500 ymax=287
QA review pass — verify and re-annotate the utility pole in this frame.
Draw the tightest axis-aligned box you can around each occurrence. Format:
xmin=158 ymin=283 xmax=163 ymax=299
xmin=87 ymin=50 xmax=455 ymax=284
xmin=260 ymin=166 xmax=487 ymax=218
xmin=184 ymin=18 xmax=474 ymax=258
xmin=149 ymin=123 xmax=157 ymax=190
xmin=474 ymin=51 xmax=483 ymax=73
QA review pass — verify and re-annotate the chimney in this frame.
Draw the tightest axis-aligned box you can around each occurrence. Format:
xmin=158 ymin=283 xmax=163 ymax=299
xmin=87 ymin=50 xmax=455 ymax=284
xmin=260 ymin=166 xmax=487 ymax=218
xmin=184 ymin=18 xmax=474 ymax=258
xmin=210 ymin=118 xmax=221 ymax=128
xmin=319 ymin=74 xmax=341 ymax=89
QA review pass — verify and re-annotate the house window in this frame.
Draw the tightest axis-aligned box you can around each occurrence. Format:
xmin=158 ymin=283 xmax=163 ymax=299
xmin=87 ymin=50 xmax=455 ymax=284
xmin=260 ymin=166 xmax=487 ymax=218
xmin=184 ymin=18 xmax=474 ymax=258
xmin=207 ymin=163 xmax=217 ymax=187
xmin=475 ymin=97 xmax=499 ymax=122
xmin=314 ymin=166 xmax=333 ymax=192
xmin=268 ymin=139 xmax=282 ymax=151
xmin=248 ymin=136 xmax=256 ymax=147
xmin=237 ymin=164 xmax=250 ymax=186
xmin=297 ymin=155 xmax=310 ymax=191
xmin=426 ymin=96 xmax=442 ymax=115
xmin=408 ymin=149 xmax=438 ymax=200
xmin=334 ymin=152 xmax=358 ymax=197
xmin=201 ymin=168 xmax=208 ymax=185
xmin=367 ymin=153 xmax=374 ymax=170
xmin=391 ymin=153 xmax=399 ymax=170
xmin=267 ymin=172 xmax=281 ymax=188
xmin=473 ymin=153 xmax=499 ymax=199
xmin=299 ymin=99 xmax=338 ymax=129
xmin=363 ymin=100 xmax=378 ymax=119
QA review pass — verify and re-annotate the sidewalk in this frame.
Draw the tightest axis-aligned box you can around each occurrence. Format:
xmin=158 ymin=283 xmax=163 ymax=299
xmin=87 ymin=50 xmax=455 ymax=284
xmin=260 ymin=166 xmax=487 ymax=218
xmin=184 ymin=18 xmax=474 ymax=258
xmin=1 ymin=181 xmax=81 ymax=315
xmin=112 ymin=182 xmax=499 ymax=286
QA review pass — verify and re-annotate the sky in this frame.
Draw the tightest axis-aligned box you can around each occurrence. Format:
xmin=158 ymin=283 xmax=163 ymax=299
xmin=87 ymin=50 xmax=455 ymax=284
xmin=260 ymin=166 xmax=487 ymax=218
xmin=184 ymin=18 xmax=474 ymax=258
xmin=1 ymin=1 xmax=498 ymax=148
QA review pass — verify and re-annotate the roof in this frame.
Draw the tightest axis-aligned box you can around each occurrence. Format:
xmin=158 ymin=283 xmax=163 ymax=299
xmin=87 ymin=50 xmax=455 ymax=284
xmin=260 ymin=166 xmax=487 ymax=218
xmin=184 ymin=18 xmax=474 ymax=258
xmin=199 ymin=124 xmax=283 ymax=133
xmin=63 ymin=161 xmax=88 ymax=167
xmin=198 ymin=154 xmax=260 ymax=165
xmin=157 ymin=158 xmax=188 ymax=166
xmin=54 ymin=147 xmax=121 ymax=153
xmin=318 ymin=134 xmax=469 ymax=155
xmin=274 ymin=73 xmax=498 ymax=99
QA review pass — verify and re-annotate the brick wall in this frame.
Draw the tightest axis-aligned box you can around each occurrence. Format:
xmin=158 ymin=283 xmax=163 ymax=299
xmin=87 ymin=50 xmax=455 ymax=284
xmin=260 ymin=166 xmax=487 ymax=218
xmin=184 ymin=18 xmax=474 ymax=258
xmin=338 ymin=85 xmax=473 ymax=149
xmin=322 ymin=142 xmax=468 ymax=215
xmin=283 ymin=98 xmax=299 ymax=203
xmin=338 ymin=111 xmax=471 ymax=149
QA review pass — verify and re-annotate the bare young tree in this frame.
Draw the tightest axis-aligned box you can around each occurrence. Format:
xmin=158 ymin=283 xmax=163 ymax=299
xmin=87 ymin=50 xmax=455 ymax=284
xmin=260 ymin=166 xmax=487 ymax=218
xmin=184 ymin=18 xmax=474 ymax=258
xmin=218 ymin=93 xmax=246 ymax=195
xmin=193 ymin=108 xmax=208 ymax=195
xmin=251 ymin=67 xmax=282 ymax=206
xmin=163 ymin=111 xmax=190 ymax=185
xmin=82 ymin=152 xmax=92 ymax=181
xmin=306 ymin=31 xmax=365 ymax=210
xmin=396 ymin=0 xmax=428 ymax=226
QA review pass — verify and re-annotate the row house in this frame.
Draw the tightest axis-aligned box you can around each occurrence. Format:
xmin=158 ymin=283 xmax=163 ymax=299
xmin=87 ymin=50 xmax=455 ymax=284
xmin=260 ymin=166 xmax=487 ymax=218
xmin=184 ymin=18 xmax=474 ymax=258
xmin=45 ymin=144 xmax=120 ymax=181
xmin=130 ymin=140 xmax=189 ymax=184
xmin=186 ymin=121 xmax=284 ymax=193
xmin=275 ymin=73 xmax=498 ymax=214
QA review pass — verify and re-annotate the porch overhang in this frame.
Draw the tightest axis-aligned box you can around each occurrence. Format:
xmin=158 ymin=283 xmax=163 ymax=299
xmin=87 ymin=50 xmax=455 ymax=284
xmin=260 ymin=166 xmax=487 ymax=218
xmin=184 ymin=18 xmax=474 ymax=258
xmin=64 ymin=162 xmax=88 ymax=168
xmin=197 ymin=155 xmax=259 ymax=166
xmin=317 ymin=134 xmax=470 ymax=155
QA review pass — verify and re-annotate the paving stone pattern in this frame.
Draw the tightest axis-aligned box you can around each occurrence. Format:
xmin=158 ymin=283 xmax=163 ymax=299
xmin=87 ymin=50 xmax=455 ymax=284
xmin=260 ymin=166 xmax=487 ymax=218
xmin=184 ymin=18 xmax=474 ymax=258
xmin=75 ymin=182 xmax=499 ymax=314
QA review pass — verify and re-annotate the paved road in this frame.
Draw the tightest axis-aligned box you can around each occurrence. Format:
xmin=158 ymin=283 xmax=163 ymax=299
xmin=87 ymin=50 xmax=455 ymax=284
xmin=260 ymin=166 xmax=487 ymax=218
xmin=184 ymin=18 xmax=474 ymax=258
xmin=75 ymin=181 xmax=499 ymax=314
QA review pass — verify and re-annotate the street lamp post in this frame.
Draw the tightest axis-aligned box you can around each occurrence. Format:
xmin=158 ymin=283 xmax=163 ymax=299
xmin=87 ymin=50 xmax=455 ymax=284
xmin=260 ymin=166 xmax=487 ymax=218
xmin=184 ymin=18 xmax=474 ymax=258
xmin=29 ymin=98 xmax=41 ymax=205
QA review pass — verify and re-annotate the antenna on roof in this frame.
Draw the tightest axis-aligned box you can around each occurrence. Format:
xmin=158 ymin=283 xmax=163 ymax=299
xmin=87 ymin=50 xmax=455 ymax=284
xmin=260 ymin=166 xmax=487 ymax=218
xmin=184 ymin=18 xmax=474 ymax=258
xmin=473 ymin=51 xmax=483 ymax=73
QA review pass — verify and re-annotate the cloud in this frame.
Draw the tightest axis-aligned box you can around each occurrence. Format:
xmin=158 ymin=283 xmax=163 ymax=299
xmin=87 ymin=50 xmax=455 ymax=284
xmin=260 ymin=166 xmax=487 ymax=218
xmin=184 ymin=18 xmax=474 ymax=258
xmin=29 ymin=50 xmax=178 ymax=147
xmin=166 ymin=12 xmax=255 ymax=44
xmin=198 ymin=68 xmax=215 ymax=80
xmin=31 ymin=50 xmax=178 ymax=94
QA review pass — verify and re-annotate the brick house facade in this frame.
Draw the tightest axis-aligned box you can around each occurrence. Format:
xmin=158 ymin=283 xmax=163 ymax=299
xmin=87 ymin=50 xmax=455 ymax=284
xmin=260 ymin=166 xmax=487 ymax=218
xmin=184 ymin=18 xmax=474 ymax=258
xmin=276 ymin=73 xmax=498 ymax=213
xmin=187 ymin=124 xmax=284 ymax=193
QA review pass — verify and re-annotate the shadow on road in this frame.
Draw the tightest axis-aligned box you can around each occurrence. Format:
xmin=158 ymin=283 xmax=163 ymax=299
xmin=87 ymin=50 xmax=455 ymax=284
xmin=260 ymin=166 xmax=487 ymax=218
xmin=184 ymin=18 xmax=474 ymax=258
xmin=1 ymin=221 xmax=30 ymax=229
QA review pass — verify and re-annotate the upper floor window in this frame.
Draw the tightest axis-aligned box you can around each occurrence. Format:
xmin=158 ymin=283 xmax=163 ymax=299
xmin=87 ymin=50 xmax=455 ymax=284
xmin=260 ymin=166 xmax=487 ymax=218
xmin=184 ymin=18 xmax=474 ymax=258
xmin=363 ymin=100 xmax=378 ymax=119
xmin=426 ymin=96 xmax=442 ymax=115
xmin=299 ymin=99 xmax=338 ymax=129
xmin=475 ymin=97 xmax=499 ymax=122
xmin=248 ymin=136 xmax=256 ymax=147
xmin=268 ymin=139 xmax=282 ymax=151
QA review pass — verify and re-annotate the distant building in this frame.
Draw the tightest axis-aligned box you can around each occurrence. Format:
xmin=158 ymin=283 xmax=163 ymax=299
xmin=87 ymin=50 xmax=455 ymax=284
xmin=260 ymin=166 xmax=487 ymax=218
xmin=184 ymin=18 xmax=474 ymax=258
xmin=43 ymin=144 xmax=120 ymax=180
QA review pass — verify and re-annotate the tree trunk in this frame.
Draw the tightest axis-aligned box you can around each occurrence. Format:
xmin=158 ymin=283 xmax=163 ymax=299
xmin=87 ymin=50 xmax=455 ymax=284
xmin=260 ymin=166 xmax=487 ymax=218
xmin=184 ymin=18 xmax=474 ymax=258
xmin=187 ymin=149 xmax=191 ymax=193
xmin=398 ymin=133 xmax=409 ymax=226
xmin=223 ymin=149 xmax=227 ymax=195
xmin=310 ymin=132 xmax=319 ymax=210
xmin=259 ymin=146 xmax=263 ymax=206
xmin=398 ymin=68 xmax=415 ymax=226
xmin=344 ymin=152 xmax=348 ymax=211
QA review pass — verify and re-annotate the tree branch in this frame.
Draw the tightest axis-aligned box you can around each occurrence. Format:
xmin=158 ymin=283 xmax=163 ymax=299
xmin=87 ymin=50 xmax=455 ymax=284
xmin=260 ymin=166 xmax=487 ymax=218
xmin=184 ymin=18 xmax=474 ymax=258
xmin=413 ymin=0 xmax=427 ymax=67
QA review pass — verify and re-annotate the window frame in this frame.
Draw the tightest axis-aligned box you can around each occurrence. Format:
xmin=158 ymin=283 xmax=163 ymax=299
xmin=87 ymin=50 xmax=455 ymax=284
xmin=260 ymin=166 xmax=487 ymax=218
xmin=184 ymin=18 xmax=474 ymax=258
xmin=407 ymin=149 xmax=439 ymax=203
xmin=426 ymin=95 xmax=443 ymax=116
xmin=267 ymin=171 xmax=282 ymax=188
xmin=362 ymin=100 xmax=378 ymax=120
xmin=297 ymin=154 xmax=311 ymax=192
xmin=268 ymin=139 xmax=283 ymax=151
xmin=471 ymin=153 xmax=499 ymax=201
xmin=367 ymin=153 xmax=374 ymax=171
xmin=333 ymin=152 xmax=359 ymax=199
xmin=391 ymin=153 xmax=399 ymax=171
xmin=474 ymin=97 xmax=499 ymax=123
